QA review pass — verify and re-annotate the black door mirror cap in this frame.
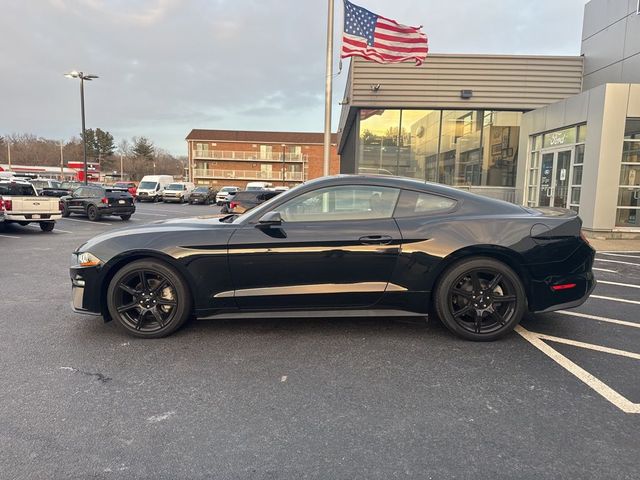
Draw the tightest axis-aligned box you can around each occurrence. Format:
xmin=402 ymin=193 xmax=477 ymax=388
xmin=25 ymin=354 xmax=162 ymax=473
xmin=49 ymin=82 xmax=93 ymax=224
xmin=257 ymin=211 xmax=283 ymax=226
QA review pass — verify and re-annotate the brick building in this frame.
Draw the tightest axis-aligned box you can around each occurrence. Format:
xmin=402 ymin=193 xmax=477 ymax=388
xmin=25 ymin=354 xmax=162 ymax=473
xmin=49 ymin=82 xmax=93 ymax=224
xmin=186 ymin=130 xmax=340 ymax=189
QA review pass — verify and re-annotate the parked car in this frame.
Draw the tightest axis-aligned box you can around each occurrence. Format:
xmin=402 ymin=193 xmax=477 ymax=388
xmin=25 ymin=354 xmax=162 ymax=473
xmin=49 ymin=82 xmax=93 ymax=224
xmin=188 ymin=186 xmax=217 ymax=205
xmin=69 ymin=175 xmax=595 ymax=340
xmin=245 ymin=181 xmax=274 ymax=191
xmin=60 ymin=185 xmax=135 ymax=221
xmin=60 ymin=181 xmax=83 ymax=194
xmin=113 ymin=181 xmax=138 ymax=199
xmin=162 ymin=182 xmax=196 ymax=203
xmin=137 ymin=175 xmax=174 ymax=202
xmin=215 ymin=186 xmax=240 ymax=206
xmin=0 ymin=179 xmax=61 ymax=231
xmin=29 ymin=178 xmax=71 ymax=198
xmin=228 ymin=189 xmax=282 ymax=214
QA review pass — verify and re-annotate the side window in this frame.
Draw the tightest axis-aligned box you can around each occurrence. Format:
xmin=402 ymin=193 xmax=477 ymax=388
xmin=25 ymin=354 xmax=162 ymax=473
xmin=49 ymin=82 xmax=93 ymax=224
xmin=394 ymin=190 xmax=457 ymax=218
xmin=278 ymin=185 xmax=400 ymax=222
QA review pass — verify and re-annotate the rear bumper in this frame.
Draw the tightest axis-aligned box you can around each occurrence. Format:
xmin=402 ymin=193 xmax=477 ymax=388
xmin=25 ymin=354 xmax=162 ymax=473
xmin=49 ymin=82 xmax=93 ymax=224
xmin=2 ymin=213 xmax=61 ymax=222
xmin=97 ymin=205 xmax=135 ymax=216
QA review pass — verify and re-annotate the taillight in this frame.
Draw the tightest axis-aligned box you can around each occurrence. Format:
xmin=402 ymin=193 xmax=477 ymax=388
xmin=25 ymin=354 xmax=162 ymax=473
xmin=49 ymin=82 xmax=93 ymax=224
xmin=58 ymin=201 xmax=64 ymax=212
xmin=551 ymin=283 xmax=577 ymax=291
xmin=101 ymin=197 xmax=108 ymax=204
xmin=1 ymin=198 xmax=12 ymax=211
xmin=230 ymin=202 xmax=238 ymax=209
xmin=580 ymin=230 xmax=591 ymax=246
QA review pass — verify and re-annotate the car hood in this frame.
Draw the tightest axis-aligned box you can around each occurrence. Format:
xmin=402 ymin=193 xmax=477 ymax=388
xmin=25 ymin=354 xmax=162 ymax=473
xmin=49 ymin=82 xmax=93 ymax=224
xmin=77 ymin=215 xmax=234 ymax=255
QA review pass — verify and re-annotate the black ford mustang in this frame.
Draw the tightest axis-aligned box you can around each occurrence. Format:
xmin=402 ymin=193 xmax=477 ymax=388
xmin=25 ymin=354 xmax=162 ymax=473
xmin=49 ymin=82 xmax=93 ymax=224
xmin=70 ymin=175 xmax=595 ymax=341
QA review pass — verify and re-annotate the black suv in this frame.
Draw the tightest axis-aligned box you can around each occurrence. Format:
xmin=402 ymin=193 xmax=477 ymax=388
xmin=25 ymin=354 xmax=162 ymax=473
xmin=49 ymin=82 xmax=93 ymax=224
xmin=60 ymin=185 xmax=135 ymax=221
xmin=227 ymin=189 xmax=281 ymax=214
xmin=188 ymin=186 xmax=217 ymax=205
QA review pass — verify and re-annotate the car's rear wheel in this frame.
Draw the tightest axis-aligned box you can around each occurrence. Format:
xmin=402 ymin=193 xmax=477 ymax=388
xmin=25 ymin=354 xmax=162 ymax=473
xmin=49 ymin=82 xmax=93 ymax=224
xmin=39 ymin=221 xmax=55 ymax=232
xmin=107 ymin=259 xmax=192 ymax=338
xmin=87 ymin=205 xmax=100 ymax=221
xmin=434 ymin=257 xmax=526 ymax=341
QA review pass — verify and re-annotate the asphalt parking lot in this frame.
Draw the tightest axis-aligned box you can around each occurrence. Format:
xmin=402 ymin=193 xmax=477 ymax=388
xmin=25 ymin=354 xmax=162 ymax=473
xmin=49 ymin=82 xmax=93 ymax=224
xmin=1 ymin=202 xmax=639 ymax=479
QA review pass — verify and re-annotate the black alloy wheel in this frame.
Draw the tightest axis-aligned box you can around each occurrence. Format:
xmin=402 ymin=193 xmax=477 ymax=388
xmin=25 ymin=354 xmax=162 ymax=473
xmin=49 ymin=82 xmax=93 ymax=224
xmin=87 ymin=205 xmax=100 ymax=221
xmin=434 ymin=257 xmax=526 ymax=341
xmin=107 ymin=259 xmax=191 ymax=338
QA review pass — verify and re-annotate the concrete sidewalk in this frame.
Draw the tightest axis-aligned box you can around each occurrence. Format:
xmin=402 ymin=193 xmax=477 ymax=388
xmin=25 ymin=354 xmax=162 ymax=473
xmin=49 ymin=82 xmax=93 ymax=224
xmin=588 ymin=238 xmax=640 ymax=251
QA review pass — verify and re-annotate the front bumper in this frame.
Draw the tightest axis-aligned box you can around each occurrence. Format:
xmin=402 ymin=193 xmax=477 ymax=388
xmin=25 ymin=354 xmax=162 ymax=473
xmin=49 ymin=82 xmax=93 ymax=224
xmin=70 ymin=264 xmax=102 ymax=316
xmin=162 ymin=195 xmax=184 ymax=203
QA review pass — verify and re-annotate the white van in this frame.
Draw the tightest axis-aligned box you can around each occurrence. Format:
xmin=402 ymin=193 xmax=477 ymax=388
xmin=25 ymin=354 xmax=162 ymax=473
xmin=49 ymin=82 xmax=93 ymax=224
xmin=245 ymin=181 xmax=273 ymax=191
xmin=161 ymin=182 xmax=196 ymax=203
xmin=137 ymin=175 xmax=174 ymax=202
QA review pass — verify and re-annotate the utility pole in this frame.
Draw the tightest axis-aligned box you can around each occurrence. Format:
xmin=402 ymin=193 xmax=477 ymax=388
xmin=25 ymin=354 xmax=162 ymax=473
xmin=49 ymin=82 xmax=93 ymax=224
xmin=323 ymin=0 xmax=334 ymax=176
xmin=60 ymin=141 xmax=64 ymax=179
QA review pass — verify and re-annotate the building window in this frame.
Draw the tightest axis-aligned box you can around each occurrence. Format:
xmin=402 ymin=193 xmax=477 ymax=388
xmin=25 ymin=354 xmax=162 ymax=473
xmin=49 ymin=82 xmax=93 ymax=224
xmin=569 ymin=144 xmax=584 ymax=213
xmin=357 ymin=108 xmax=521 ymax=188
xmin=616 ymin=118 xmax=640 ymax=228
xmin=259 ymin=145 xmax=273 ymax=160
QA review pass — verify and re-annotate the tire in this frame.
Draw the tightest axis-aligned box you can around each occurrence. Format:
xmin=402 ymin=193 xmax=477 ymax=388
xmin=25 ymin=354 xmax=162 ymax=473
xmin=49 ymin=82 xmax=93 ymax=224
xmin=106 ymin=259 xmax=192 ymax=338
xmin=61 ymin=204 xmax=70 ymax=217
xmin=87 ymin=205 xmax=100 ymax=221
xmin=40 ymin=221 xmax=55 ymax=232
xmin=120 ymin=214 xmax=131 ymax=221
xmin=433 ymin=257 xmax=526 ymax=341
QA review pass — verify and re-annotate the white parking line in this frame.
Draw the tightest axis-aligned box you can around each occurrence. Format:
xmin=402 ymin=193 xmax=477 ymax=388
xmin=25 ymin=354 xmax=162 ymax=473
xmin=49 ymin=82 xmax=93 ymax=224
xmin=593 ymin=267 xmax=618 ymax=273
xmin=0 ymin=234 xmax=20 ymax=239
xmin=594 ymin=258 xmax=640 ymax=266
xmin=556 ymin=310 xmax=640 ymax=329
xmin=599 ymin=251 xmax=640 ymax=254
xmin=598 ymin=280 xmax=640 ymax=289
xmin=516 ymin=325 xmax=640 ymax=414
xmin=599 ymin=253 xmax=640 ymax=259
xmin=134 ymin=212 xmax=168 ymax=217
xmin=60 ymin=218 xmax=113 ymax=226
xmin=537 ymin=332 xmax=640 ymax=360
xmin=591 ymin=294 xmax=640 ymax=305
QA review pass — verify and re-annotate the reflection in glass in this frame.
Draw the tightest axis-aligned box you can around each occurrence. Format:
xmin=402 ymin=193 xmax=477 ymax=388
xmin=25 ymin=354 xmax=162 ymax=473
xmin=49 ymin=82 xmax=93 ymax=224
xmin=357 ymin=109 xmax=522 ymax=187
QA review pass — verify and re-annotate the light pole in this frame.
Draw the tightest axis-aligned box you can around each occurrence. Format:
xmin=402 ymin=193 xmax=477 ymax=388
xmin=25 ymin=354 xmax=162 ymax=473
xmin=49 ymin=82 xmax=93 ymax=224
xmin=281 ymin=144 xmax=287 ymax=186
xmin=64 ymin=71 xmax=98 ymax=184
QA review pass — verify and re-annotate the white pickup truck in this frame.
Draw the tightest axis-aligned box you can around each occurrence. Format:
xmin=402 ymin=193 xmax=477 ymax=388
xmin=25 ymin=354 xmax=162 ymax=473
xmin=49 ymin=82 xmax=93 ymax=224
xmin=0 ymin=179 xmax=62 ymax=232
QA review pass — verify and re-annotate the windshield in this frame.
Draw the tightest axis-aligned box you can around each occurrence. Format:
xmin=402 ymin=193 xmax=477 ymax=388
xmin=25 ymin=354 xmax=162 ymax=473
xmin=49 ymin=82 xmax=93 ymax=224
xmin=220 ymin=187 xmax=236 ymax=192
xmin=114 ymin=182 xmax=131 ymax=188
xmin=166 ymin=184 xmax=183 ymax=190
xmin=194 ymin=187 xmax=208 ymax=192
xmin=234 ymin=182 xmax=304 ymax=223
xmin=139 ymin=181 xmax=157 ymax=189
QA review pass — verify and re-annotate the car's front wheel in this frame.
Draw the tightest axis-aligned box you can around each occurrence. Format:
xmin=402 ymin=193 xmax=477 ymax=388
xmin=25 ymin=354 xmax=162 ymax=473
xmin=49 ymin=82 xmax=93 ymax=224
xmin=61 ymin=204 xmax=70 ymax=217
xmin=434 ymin=257 xmax=526 ymax=341
xmin=106 ymin=259 xmax=192 ymax=338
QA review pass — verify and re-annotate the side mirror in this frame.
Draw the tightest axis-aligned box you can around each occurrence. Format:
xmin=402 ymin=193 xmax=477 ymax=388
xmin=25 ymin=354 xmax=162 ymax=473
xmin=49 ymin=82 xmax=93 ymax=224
xmin=257 ymin=211 xmax=282 ymax=226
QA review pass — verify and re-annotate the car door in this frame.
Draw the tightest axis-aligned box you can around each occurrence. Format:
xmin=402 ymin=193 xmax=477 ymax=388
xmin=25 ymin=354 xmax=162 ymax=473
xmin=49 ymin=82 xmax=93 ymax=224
xmin=68 ymin=187 xmax=87 ymax=213
xmin=227 ymin=184 xmax=403 ymax=310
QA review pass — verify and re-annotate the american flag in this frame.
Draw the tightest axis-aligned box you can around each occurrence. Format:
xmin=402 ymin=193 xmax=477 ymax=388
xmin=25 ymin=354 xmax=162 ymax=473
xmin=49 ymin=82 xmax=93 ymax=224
xmin=341 ymin=0 xmax=428 ymax=65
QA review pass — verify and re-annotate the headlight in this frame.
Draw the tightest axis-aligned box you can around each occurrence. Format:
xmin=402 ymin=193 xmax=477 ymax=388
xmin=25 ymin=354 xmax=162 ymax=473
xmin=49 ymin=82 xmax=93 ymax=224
xmin=75 ymin=252 xmax=102 ymax=267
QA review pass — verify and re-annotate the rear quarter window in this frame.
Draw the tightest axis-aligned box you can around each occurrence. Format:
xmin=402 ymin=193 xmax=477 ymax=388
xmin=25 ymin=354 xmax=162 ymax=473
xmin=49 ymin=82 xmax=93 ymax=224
xmin=394 ymin=190 xmax=457 ymax=218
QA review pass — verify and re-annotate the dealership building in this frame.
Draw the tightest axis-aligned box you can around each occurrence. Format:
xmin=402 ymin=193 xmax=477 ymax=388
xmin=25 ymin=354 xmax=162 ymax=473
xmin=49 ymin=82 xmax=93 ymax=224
xmin=338 ymin=0 xmax=640 ymax=237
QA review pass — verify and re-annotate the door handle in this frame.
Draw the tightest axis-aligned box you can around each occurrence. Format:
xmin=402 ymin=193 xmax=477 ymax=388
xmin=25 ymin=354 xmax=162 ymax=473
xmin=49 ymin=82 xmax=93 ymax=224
xmin=359 ymin=235 xmax=393 ymax=245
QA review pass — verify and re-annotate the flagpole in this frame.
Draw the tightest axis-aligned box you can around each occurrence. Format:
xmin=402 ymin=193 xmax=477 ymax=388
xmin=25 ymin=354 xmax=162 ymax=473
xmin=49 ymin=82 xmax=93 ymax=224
xmin=323 ymin=0 xmax=335 ymax=176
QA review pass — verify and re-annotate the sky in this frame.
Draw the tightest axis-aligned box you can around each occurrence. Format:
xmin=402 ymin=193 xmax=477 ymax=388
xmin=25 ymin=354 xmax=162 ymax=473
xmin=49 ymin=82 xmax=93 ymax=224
xmin=0 ymin=0 xmax=589 ymax=155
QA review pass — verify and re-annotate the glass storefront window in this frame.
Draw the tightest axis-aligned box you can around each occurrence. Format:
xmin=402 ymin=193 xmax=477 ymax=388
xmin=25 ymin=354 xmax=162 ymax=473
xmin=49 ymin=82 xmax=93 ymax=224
xmin=532 ymin=135 xmax=542 ymax=151
xmin=616 ymin=118 xmax=640 ymax=228
xmin=578 ymin=125 xmax=587 ymax=143
xmin=357 ymin=109 xmax=522 ymax=188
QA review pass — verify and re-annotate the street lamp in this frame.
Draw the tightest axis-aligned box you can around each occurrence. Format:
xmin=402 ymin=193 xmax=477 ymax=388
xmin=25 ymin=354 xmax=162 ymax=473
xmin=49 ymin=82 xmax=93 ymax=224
xmin=281 ymin=144 xmax=287 ymax=186
xmin=64 ymin=70 xmax=98 ymax=184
